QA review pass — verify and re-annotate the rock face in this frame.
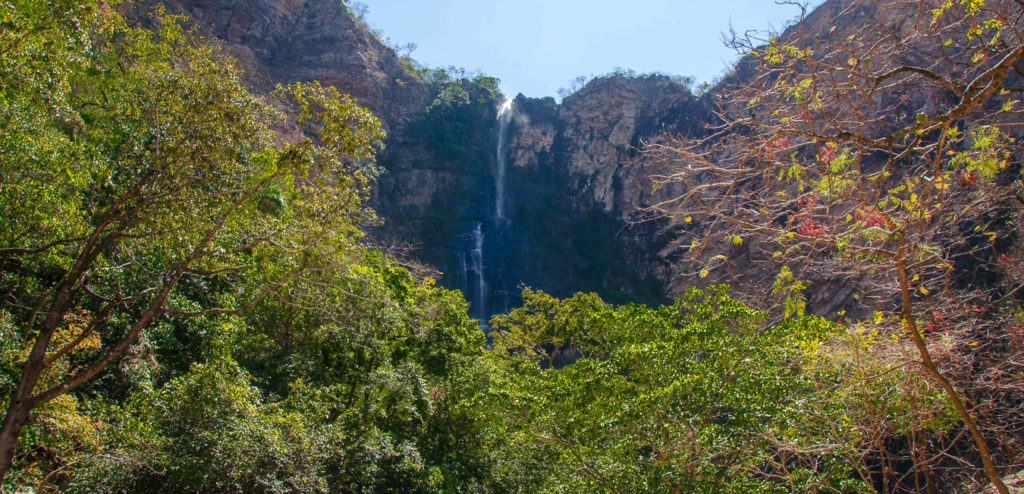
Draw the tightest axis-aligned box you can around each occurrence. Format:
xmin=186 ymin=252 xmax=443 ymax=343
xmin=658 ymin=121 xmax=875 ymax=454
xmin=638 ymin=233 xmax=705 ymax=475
xmin=145 ymin=0 xmax=880 ymax=320
xmin=137 ymin=0 xmax=429 ymax=125
xmin=496 ymin=75 xmax=706 ymax=309
xmin=555 ymin=76 xmax=700 ymax=215
xmin=135 ymin=0 xmax=718 ymax=319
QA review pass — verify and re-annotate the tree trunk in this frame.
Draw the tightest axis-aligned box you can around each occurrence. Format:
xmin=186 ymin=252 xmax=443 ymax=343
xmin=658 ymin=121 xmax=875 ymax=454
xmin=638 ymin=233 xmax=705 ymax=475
xmin=0 ymin=388 xmax=36 ymax=485
xmin=0 ymin=307 xmax=65 ymax=486
xmin=894 ymin=243 xmax=1009 ymax=494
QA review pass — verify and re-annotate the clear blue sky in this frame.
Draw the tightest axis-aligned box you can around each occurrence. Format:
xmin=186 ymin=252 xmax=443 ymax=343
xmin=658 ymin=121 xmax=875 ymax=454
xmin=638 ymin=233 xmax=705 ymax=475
xmin=355 ymin=0 xmax=821 ymax=99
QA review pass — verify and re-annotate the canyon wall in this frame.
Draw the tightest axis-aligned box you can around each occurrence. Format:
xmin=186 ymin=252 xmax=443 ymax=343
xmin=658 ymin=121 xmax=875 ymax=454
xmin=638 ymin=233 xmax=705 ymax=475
xmin=141 ymin=0 xmax=875 ymax=320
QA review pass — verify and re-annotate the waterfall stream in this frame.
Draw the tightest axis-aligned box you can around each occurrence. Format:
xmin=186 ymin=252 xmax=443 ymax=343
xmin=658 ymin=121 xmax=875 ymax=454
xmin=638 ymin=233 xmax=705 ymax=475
xmin=470 ymin=221 xmax=486 ymax=322
xmin=495 ymin=99 xmax=514 ymax=222
xmin=458 ymin=98 xmax=515 ymax=330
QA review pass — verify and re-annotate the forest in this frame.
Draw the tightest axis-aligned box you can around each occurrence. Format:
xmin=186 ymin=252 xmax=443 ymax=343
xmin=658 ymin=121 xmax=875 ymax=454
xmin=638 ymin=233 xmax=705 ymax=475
xmin=1 ymin=0 xmax=1023 ymax=492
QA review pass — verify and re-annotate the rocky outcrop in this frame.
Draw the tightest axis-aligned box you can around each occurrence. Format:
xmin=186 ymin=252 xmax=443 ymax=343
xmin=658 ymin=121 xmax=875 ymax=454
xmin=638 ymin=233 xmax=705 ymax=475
xmin=496 ymin=75 xmax=706 ymax=308
xmin=136 ymin=0 xmax=712 ymax=316
xmin=556 ymin=76 xmax=699 ymax=214
xmin=135 ymin=0 xmax=429 ymax=127
xmin=146 ymin=0 xmax=891 ymax=320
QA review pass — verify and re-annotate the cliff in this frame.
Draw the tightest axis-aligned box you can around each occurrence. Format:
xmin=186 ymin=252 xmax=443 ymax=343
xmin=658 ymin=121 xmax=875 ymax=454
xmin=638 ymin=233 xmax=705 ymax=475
xmin=499 ymin=75 xmax=704 ymax=307
xmin=141 ymin=0 xmax=900 ymax=320
xmin=135 ymin=0 xmax=429 ymax=126
xmin=131 ymin=0 xmax=756 ymax=319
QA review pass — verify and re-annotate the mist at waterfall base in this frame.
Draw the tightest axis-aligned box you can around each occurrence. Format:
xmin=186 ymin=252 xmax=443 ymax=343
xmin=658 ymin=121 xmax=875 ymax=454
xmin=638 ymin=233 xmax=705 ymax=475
xmin=452 ymin=100 xmax=515 ymax=331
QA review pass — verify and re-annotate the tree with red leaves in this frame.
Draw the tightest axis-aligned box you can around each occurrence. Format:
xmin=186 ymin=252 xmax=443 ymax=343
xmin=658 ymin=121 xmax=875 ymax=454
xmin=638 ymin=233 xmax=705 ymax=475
xmin=644 ymin=0 xmax=1024 ymax=491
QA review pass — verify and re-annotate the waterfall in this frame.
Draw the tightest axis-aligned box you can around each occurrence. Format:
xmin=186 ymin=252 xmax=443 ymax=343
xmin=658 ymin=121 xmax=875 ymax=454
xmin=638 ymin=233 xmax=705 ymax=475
xmin=470 ymin=221 xmax=486 ymax=321
xmin=462 ymin=99 xmax=515 ymax=330
xmin=495 ymin=99 xmax=514 ymax=222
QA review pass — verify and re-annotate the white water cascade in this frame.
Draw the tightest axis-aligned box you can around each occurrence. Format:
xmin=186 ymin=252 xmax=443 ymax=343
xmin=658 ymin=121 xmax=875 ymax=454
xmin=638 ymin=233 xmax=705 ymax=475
xmin=459 ymin=99 xmax=515 ymax=329
xmin=495 ymin=99 xmax=514 ymax=222
xmin=470 ymin=221 xmax=486 ymax=321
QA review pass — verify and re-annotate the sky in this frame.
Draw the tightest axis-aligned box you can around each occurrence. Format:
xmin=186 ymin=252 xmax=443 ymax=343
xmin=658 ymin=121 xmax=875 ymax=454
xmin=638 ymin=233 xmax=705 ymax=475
xmin=355 ymin=0 xmax=822 ymax=99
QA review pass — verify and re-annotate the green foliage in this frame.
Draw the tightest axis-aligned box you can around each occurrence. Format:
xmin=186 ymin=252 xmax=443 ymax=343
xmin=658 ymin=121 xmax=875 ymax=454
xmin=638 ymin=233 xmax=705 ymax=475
xmin=0 ymin=3 xmax=494 ymax=492
xmin=79 ymin=351 xmax=323 ymax=493
xmin=411 ymin=77 xmax=499 ymax=162
xmin=483 ymin=287 xmax=951 ymax=493
xmin=425 ymin=84 xmax=471 ymax=114
xmin=0 ymin=2 xmax=979 ymax=493
xmin=771 ymin=266 xmax=809 ymax=318
xmin=950 ymin=125 xmax=1010 ymax=184
xmin=4 ymin=249 xmax=491 ymax=493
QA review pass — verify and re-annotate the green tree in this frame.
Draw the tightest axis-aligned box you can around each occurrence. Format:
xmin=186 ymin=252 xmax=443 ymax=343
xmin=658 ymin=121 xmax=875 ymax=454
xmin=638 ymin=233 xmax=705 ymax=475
xmin=15 ymin=251 xmax=488 ymax=493
xmin=483 ymin=287 xmax=950 ymax=492
xmin=0 ymin=3 xmax=383 ymax=483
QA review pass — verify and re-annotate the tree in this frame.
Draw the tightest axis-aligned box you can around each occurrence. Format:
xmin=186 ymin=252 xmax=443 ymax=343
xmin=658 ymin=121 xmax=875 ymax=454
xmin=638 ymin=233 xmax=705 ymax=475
xmin=0 ymin=3 xmax=383 ymax=483
xmin=643 ymin=0 xmax=1024 ymax=491
xmin=25 ymin=249 xmax=487 ymax=493
xmin=483 ymin=287 xmax=950 ymax=492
